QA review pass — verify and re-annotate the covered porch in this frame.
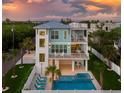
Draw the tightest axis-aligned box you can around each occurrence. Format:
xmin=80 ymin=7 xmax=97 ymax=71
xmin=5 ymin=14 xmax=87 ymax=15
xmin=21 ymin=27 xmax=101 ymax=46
xmin=48 ymin=59 xmax=88 ymax=75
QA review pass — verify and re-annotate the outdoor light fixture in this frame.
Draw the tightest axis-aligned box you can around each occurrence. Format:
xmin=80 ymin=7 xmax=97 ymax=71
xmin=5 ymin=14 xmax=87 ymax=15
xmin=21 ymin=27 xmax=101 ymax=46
xmin=68 ymin=43 xmax=70 ymax=48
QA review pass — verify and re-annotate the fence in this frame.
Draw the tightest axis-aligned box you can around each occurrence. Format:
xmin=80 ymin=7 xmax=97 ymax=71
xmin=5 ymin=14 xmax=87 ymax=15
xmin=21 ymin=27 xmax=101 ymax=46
xmin=89 ymin=46 xmax=120 ymax=76
xmin=22 ymin=90 xmax=121 ymax=93
xmin=16 ymin=55 xmax=35 ymax=65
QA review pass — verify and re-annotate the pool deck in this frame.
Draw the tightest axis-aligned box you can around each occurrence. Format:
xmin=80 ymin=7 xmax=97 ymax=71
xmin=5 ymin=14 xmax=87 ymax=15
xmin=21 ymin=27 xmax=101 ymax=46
xmin=28 ymin=63 xmax=101 ymax=90
xmin=45 ymin=75 xmax=52 ymax=90
xmin=45 ymin=82 xmax=52 ymax=90
xmin=60 ymin=63 xmax=86 ymax=75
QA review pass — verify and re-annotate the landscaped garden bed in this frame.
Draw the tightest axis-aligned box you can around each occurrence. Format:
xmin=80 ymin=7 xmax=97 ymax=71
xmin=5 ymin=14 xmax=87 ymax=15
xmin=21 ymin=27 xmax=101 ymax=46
xmin=2 ymin=64 xmax=34 ymax=93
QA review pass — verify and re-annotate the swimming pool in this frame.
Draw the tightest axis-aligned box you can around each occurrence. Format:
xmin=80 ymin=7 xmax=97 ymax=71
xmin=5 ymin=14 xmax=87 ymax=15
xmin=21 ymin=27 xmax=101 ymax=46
xmin=52 ymin=73 xmax=96 ymax=90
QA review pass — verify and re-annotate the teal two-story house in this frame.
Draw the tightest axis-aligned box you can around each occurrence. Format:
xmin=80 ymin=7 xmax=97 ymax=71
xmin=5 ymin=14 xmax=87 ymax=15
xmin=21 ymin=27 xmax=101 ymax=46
xmin=34 ymin=21 xmax=89 ymax=75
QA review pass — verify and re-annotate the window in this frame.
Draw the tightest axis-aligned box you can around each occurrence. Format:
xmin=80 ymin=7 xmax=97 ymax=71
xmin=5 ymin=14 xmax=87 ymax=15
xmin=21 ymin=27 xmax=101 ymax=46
xmin=40 ymin=31 xmax=45 ymax=36
xmin=39 ymin=53 xmax=45 ymax=62
xmin=51 ymin=45 xmax=55 ymax=53
xmin=64 ymin=31 xmax=67 ymax=39
xmin=51 ymin=45 xmax=67 ymax=53
xmin=39 ymin=39 xmax=45 ymax=47
xmin=88 ymin=23 xmax=90 ymax=28
xmin=56 ymin=45 xmax=59 ymax=53
xmin=60 ymin=45 xmax=63 ymax=53
xmin=54 ymin=31 xmax=59 ymax=39
xmin=106 ymin=27 xmax=108 ymax=31
xmin=84 ymin=30 xmax=87 ymax=37
xmin=64 ymin=45 xmax=67 ymax=53
xmin=51 ymin=31 xmax=59 ymax=39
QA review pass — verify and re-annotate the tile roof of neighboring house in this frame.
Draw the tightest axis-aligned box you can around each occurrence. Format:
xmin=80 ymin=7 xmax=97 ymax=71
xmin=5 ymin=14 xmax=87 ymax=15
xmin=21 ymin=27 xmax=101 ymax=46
xmin=34 ymin=21 xmax=70 ymax=29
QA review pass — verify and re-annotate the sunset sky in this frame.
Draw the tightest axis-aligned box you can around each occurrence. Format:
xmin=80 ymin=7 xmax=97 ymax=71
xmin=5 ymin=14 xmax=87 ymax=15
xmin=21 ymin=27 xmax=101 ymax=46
xmin=2 ymin=0 xmax=121 ymax=21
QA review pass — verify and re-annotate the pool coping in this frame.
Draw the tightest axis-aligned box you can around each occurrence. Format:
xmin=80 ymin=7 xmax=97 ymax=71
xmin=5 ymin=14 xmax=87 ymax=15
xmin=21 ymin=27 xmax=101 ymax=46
xmin=88 ymin=71 xmax=101 ymax=90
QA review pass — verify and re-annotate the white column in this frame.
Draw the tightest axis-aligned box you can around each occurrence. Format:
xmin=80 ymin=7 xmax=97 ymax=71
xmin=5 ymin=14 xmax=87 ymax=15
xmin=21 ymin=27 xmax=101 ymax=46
xmin=82 ymin=61 xmax=84 ymax=71
xmin=35 ymin=63 xmax=42 ymax=74
xmin=72 ymin=61 xmax=75 ymax=71
xmin=85 ymin=60 xmax=88 ymax=71
xmin=55 ymin=60 xmax=59 ymax=69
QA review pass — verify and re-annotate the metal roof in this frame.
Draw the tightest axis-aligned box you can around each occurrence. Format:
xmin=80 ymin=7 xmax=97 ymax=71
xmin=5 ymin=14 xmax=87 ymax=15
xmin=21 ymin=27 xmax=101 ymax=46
xmin=34 ymin=21 xmax=70 ymax=29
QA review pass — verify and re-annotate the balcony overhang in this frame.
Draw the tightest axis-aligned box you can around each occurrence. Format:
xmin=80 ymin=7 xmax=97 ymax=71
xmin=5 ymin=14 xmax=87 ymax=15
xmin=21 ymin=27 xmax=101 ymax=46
xmin=49 ymin=53 xmax=89 ymax=60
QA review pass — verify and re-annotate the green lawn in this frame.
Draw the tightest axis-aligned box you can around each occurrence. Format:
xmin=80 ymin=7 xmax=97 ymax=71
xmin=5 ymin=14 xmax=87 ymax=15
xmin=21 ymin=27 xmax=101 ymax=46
xmin=88 ymin=53 xmax=121 ymax=90
xmin=3 ymin=64 xmax=34 ymax=93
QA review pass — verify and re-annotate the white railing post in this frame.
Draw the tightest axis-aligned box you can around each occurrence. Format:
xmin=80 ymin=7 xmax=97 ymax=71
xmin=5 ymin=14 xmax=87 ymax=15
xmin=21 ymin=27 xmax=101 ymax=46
xmin=110 ymin=89 xmax=112 ymax=93
xmin=57 ymin=90 xmax=59 ymax=93
xmin=74 ymin=90 xmax=76 ymax=93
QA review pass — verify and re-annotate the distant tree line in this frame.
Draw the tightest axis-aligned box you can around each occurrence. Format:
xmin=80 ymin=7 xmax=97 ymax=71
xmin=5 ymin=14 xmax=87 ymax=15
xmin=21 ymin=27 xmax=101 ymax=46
xmin=2 ymin=20 xmax=36 ymax=52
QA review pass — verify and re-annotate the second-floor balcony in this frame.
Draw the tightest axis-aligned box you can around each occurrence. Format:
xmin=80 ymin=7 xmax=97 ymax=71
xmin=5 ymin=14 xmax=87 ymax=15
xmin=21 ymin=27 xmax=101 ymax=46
xmin=71 ymin=30 xmax=87 ymax=43
xmin=71 ymin=37 xmax=86 ymax=42
xmin=49 ymin=53 xmax=89 ymax=60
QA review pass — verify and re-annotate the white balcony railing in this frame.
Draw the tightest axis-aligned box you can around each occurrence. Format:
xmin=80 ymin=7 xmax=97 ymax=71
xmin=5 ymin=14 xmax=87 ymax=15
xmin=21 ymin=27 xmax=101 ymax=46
xmin=71 ymin=38 xmax=86 ymax=42
xmin=49 ymin=53 xmax=88 ymax=59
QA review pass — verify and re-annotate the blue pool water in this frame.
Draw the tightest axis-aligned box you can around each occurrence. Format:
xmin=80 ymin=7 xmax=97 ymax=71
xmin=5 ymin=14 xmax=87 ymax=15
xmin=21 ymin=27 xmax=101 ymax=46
xmin=52 ymin=73 xmax=96 ymax=90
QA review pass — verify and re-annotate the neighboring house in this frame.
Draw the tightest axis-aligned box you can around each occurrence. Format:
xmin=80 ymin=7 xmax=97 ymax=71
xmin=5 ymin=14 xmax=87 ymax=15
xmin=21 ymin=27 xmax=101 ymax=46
xmin=34 ymin=21 xmax=89 ymax=75
xmin=87 ymin=21 xmax=121 ymax=32
xmin=88 ymin=23 xmax=98 ymax=33
xmin=97 ymin=22 xmax=121 ymax=32
xmin=69 ymin=22 xmax=98 ymax=33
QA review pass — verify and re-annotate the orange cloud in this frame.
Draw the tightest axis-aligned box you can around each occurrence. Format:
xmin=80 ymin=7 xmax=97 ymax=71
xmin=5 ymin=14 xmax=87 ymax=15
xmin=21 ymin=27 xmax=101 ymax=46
xmin=2 ymin=1 xmax=24 ymax=12
xmin=82 ymin=4 xmax=103 ymax=11
xmin=90 ymin=0 xmax=120 ymax=7
xmin=2 ymin=3 xmax=18 ymax=10
xmin=27 ymin=0 xmax=44 ymax=3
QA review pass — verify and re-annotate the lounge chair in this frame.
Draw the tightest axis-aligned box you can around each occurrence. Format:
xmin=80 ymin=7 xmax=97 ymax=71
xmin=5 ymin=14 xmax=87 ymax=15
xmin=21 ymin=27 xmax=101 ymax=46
xmin=36 ymin=79 xmax=46 ymax=85
xmin=38 ymin=75 xmax=47 ymax=80
xmin=37 ymin=77 xmax=46 ymax=83
xmin=34 ymin=84 xmax=44 ymax=90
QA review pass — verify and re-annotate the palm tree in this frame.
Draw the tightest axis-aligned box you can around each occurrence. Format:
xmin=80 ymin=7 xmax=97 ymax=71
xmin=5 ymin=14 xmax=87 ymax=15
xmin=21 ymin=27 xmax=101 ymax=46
xmin=45 ymin=65 xmax=61 ymax=82
xmin=55 ymin=69 xmax=61 ymax=79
